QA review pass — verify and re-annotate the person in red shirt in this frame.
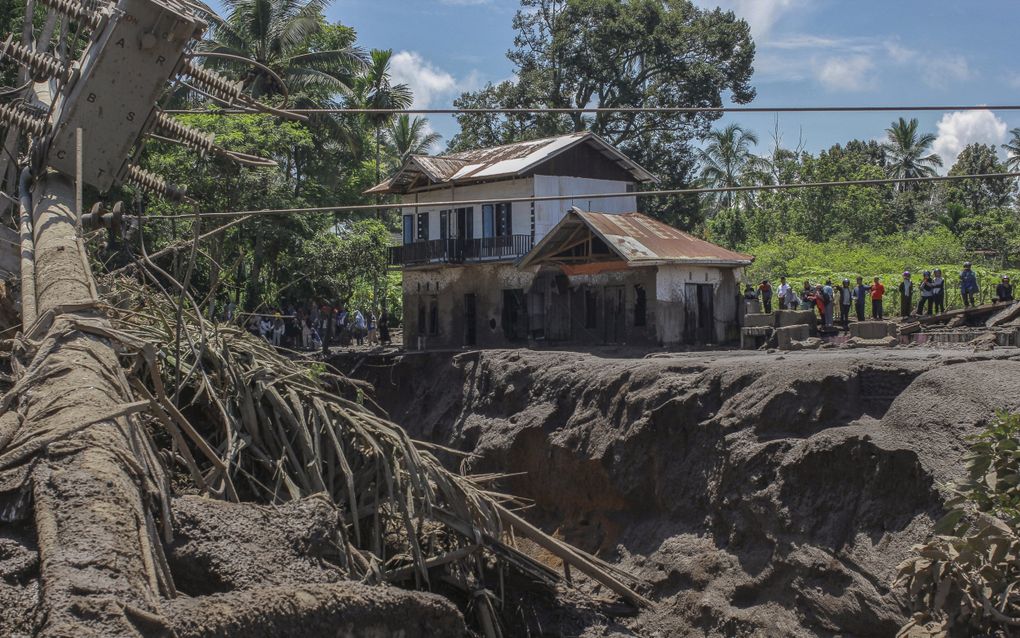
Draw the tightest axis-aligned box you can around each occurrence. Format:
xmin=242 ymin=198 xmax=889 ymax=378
xmin=870 ymin=277 xmax=885 ymax=320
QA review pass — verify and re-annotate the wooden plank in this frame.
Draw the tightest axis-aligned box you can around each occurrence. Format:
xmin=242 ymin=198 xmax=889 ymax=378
xmin=987 ymin=301 xmax=1020 ymax=328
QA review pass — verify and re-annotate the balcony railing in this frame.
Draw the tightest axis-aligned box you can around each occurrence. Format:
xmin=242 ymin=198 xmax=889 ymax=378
xmin=389 ymin=235 xmax=534 ymax=267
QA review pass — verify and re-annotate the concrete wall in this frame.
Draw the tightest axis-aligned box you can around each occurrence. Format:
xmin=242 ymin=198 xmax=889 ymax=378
xmin=558 ymin=267 xmax=658 ymax=345
xmin=654 ymin=265 xmax=743 ymax=345
xmin=402 ymin=264 xmax=536 ymax=350
xmin=403 ymin=262 xmax=744 ymax=349
xmin=533 ymin=175 xmax=637 ymax=240
xmin=400 ymin=176 xmax=636 ymax=244
xmin=400 ymin=179 xmax=535 ymax=241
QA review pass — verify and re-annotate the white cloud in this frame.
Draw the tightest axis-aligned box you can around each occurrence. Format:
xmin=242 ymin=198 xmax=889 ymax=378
xmin=817 ymin=55 xmax=876 ymax=92
xmin=921 ymin=55 xmax=972 ymax=89
xmin=933 ymin=110 xmax=1008 ymax=169
xmin=693 ymin=0 xmax=803 ymax=40
xmin=389 ymin=51 xmax=459 ymax=109
xmin=387 ymin=52 xmax=483 ymax=153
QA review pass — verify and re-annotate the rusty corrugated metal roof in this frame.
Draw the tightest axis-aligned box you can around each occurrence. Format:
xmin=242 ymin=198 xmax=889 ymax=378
xmin=365 ymin=132 xmax=656 ymax=194
xmin=581 ymin=212 xmax=754 ymax=265
xmin=520 ymin=209 xmax=754 ymax=268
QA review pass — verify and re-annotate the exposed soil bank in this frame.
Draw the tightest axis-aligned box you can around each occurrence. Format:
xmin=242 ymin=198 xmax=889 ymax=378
xmin=342 ymin=346 xmax=1020 ymax=636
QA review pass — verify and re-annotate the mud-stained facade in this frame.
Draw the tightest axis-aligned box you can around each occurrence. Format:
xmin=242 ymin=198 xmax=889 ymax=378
xmin=372 ymin=133 xmax=752 ymax=350
xmin=402 ymin=264 xmax=663 ymax=350
xmin=401 ymin=258 xmax=744 ymax=350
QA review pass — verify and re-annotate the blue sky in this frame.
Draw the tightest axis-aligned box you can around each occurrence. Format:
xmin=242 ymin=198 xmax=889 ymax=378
xmin=220 ymin=0 xmax=1020 ymax=169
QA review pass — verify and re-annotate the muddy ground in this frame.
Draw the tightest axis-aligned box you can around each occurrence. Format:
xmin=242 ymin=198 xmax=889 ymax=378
xmin=341 ymin=345 xmax=1020 ymax=637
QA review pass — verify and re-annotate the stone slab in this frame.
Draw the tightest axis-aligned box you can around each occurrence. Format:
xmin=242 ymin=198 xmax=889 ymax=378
xmin=849 ymin=321 xmax=898 ymax=340
xmin=744 ymin=313 xmax=777 ymax=329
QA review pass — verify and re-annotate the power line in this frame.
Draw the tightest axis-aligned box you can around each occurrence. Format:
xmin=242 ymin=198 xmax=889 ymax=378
xmin=139 ymin=171 xmax=1020 ymax=220
xmin=159 ymin=105 xmax=1020 ymax=116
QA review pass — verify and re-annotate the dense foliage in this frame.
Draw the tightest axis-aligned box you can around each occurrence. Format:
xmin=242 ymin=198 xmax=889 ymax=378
xmin=701 ymin=119 xmax=1020 ymax=287
xmin=100 ymin=1 xmax=421 ymax=318
xmin=897 ymin=413 xmax=1020 ymax=637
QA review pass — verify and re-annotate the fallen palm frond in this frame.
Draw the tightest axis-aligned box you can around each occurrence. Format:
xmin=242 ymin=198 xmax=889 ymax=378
xmin=90 ymin=275 xmax=649 ymax=633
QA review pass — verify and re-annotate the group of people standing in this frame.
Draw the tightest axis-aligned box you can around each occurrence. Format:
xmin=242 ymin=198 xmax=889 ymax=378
xmin=750 ymin=262 xmax=1015 ymax=329
xmin=245 ymin=303 xmax=392 ymax=351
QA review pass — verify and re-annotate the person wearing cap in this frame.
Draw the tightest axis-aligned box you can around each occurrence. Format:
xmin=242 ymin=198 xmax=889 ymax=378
xmin=960 ymin=262 xmax=979 ymax=308
xmin=898 ymin=271 xmax=914 ymax=318
xmin=932 ymin=268 xmax=946 ymax=313
xmin=838 ymin=278 xmax=853 ymax=329
xmin=997 ymin=276 xmax=1014 ymax=303
xmin=852 ymin=276 xmax=870 ymax=321
xmin=917 ymin=271 xmax=935 ymax=315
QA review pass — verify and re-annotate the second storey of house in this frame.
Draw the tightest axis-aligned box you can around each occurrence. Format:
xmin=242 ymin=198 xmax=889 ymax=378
xmin=366 ymin=132 xmax=656 ymax=269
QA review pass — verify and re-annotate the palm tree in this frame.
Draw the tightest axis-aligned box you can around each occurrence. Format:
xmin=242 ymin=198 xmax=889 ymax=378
xmin=202 ymin=0 xmax=365 ymax=104
xmin=937 ymin=202 xmax=967 ymax=235
xmin=1002 ymin=127 xmax=1020 ymax=172
xmin=354 ymin=50 xmax=413 ymax=190
xmin=697 ymin=124 xmax=763 ymax=210
xmin=386 ymin=115 xmax=441 ymax=167
xmin=882 ymin=118 xmax=942 ymax=189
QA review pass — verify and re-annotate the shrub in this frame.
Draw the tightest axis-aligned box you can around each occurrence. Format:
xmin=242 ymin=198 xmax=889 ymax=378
xmin=896 ymin=413 xmax=1020 ymax=637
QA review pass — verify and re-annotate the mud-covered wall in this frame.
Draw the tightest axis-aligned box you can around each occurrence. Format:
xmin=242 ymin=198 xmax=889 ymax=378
xmin=655 ymin=264 xmax=743 ymax=344
xmin=403 ymin=263 xmax=534 ymax=350
xmin=403 ymin=263 xmax=745 ymax=350
xmin=403 ymin=264 xmax=662 ymax=349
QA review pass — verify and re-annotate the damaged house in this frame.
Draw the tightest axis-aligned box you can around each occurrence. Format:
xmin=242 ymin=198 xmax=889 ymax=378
xmin=370 ymin=132 xmax=752 ymax=349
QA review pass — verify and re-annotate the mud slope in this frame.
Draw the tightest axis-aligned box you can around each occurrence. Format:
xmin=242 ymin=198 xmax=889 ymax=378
xmin=350 ymin=347 xmax=1020 ymax=637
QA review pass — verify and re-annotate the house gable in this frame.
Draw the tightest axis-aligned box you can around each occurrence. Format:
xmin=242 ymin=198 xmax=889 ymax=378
xmin=523 ymin=141 xmax=640 ymax=184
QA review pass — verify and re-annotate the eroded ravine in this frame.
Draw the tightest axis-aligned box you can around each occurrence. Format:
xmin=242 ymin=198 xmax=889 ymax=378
xmin=342 ymin=347 xmax=1020 ymax=637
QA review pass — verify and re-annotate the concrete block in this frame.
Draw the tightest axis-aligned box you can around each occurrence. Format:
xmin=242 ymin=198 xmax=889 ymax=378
xmin=776 ymin=310 xmax=815 ymax=328
xmin=847 ymin=336 xmax=898 ymax=348
xmin=777 ymin=324 xmax=810 ymax=350
xmin=850 ymin=321 xmax=897 ymax=340
xmin=744 ymin=313 xmax=777 ymax=329
xmin=741 ymin=326 xmax=773 ymax=350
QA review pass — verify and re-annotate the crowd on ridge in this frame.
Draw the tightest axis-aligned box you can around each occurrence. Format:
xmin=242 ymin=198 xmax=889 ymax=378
xmin=746 ymin=262 xmax=1015 ymax=329
xmin=219 ymin=302 xmax=392 ymax=350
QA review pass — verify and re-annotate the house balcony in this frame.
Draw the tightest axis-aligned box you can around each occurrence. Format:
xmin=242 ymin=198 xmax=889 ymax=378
xmin=388 ymin=235 xmax=534 ymax=268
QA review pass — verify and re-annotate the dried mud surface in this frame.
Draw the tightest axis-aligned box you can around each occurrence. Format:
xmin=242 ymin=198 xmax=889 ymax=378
xmin=349 ymin=346 xmax=1020 ymax=637
xmin=1 ymin=489 xmax=467 ymax=638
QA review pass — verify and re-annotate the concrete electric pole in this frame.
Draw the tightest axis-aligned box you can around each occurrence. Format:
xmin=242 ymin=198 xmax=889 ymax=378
xmin=0 ymin=2 xmax=282 ymax=634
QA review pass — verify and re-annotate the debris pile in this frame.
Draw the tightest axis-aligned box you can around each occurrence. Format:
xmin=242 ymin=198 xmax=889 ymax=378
xmin=0 ymin=276 xmax=647 ymax=637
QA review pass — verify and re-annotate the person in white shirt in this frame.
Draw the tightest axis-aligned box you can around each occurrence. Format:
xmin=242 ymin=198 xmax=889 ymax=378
xmin=777 ymin=277 xmax=792 ymax=310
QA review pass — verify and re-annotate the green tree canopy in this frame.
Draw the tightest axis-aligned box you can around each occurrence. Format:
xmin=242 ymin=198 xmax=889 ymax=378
xmin=947 ymin=143 xmax=1015 ymax=216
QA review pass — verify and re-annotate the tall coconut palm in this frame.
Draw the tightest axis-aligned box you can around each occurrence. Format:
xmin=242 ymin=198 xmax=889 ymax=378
xmin=1002 ymin=127 xmax=1020 ymax=172
xmin=386 ymin=115 xmax=441 ymax=167
xmin=354 ymin=49 xmax=413 ymax=190
xmin=882 ymin=118 xmax=942 ymax=189
xmin=201 ymin=0 xmax=365 ymax=104
xmin=697 ymin=123 xmax=763 ymax=210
